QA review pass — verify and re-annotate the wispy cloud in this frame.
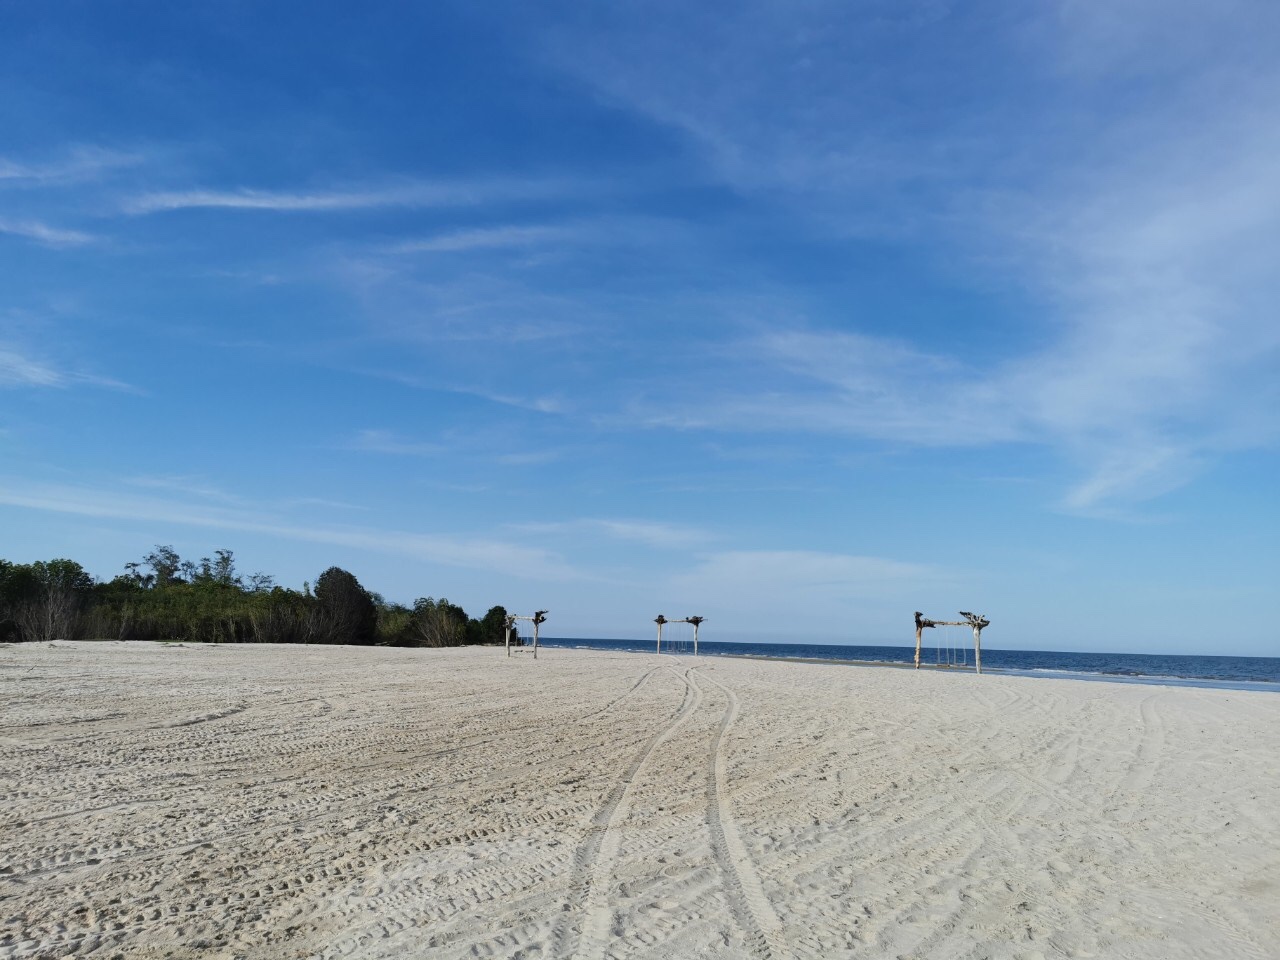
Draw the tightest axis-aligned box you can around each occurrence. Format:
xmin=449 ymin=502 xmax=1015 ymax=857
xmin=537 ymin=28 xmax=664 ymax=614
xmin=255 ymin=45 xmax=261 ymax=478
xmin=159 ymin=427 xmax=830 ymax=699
xmin=0 ymin=344 xmax=134 ymax=392
xmin=391 ymin=224 xmax=575 ymax=254
xmin=123 ymin=177 xmax=569 ymax=215
xmin=0 ymin=218 xmax=96 ymax=247
xmin=663 ymin=549 xmax=957 ymax=635
xmin=676 ymin=550 xmax=936 ymax=593
xmin=0 ymin=346 xmax=63 ymax=387
xmin=0 ymin=478 xmax=584 ymax=581
xmin=511 ymin=518 xmax=713 ymax=549
xmin=347 ymin=428 xmax=446 ymax=457
xmin=0 ymin=145 xmax=141 ymax=185
xmin=542 ymin=3 xmax=1280 ymax=511
xmin=496 ymin=450 xmax=561 ymax=466
xmin=123 ymin=474 xmax=246 ymax=505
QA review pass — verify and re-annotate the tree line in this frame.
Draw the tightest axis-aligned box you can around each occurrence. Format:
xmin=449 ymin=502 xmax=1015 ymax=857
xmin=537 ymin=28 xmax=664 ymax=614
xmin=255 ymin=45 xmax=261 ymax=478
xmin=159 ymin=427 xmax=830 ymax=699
xmin=0 ymin=546 xmax=510 ymax=648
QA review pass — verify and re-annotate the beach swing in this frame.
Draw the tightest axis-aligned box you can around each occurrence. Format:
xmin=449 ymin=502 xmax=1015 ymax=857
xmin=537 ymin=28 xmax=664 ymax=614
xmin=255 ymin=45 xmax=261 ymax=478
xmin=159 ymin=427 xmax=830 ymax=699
xmin=937 ymin=624 xmax=959 ymax=668
xmin=505 ymin=610 xmax=548 ymax=659
xmin=914 ymin=611 xmax=990 ymax=673
xmin=942 ymin=625 xmax=968 ymax=668
xmin=654 ymin=615 xmax=704 ymax=656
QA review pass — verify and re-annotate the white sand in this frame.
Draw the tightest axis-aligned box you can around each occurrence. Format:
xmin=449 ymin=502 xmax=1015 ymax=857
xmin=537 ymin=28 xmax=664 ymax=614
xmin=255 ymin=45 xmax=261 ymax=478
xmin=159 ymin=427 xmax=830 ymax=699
xmin=1 ymin=642 xmax=1277 ymax=960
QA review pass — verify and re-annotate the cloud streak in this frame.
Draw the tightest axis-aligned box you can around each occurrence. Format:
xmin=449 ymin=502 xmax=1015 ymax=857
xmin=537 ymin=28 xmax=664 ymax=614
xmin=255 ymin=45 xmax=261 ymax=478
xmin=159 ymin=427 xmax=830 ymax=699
xmin=0 ymin=146 xmax=140 ymax=185
xmin=0 ymin=218 xmax=95 ymax=247
xmin=347 ymin=429 xmax=446 ymax=457
xmin=541 ymin=2 xmax=1280 ymax=511
xmin=0 ymin=345 xmax=134 ymax=391
xmin=391 ymin=224 xmax=575 ymax=254
xmin=510 ymin=517 xmax=714 ymax=549
xmin=0 ymin=478 xmax=584 ymax=582
xmin=123 ymin=177 xmax=571 ymax=215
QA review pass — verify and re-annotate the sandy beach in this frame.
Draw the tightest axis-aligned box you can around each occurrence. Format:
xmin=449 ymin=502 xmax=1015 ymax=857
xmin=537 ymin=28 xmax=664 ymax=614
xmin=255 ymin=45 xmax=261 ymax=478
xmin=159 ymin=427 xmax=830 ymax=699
xmin=1 ymin=642 xmax=1277 ymax=960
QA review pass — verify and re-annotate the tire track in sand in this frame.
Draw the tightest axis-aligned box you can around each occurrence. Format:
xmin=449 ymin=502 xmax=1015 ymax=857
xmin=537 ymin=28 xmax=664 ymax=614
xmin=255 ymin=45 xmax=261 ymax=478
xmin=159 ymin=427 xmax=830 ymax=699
xmin=697 ymin=671 xmax=794 ymax=960
xmin=1114 ymin=692 xmax=1166 ymax=822
xmin=578 ymin=665 xmax=663 ymax=723
xmin=551 ymin=667 xmax=701 ymax=960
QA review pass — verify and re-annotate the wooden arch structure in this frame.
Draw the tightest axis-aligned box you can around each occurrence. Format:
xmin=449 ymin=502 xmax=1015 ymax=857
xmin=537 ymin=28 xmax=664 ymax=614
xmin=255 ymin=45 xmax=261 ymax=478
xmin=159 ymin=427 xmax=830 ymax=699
xmin=505 ymin=610 xmax=548 ymax=659
xmin=655 ymin=615 xmax=704 ymax=656
xmin=914 ymin=611 xmax=991 ymax=674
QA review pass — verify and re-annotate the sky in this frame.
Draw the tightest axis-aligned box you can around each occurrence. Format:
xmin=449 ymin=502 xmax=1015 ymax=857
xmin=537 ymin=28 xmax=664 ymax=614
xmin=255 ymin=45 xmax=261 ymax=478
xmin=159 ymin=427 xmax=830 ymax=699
xmin=1 ymin=1 xmax=1277 ymax=656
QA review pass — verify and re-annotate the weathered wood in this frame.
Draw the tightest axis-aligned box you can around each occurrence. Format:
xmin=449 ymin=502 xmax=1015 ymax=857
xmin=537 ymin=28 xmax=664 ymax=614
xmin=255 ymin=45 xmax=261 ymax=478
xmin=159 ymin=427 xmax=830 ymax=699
xmin=959 ymin=612 xmax=989 ymax=675
xmin=913 ymin=611 xmax=936 ymax=669
xmin=686 ymin=616 xmax=704 ymax=656
xmin=655 ymin=615 xmax=703 ymax=655
xmin=509 ymin=610 xmax=548 ymax=660
xmin=914 ymin=611 xmax=990 ymax=674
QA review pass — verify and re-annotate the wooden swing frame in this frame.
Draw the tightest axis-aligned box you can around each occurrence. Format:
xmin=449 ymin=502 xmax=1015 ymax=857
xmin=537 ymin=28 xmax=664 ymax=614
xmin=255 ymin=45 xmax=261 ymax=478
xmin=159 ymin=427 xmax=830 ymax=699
xmin=914 ymin=611 xmax=991 ymax=674
xmin=505 ymin=610 xmax=548 ymax=659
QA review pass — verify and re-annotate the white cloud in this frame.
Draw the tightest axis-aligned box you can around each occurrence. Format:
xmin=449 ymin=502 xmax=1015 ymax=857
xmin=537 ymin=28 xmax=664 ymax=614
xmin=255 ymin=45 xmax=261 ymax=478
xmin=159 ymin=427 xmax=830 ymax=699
xmin=0 ymin=346 xmax=63 ymax=387
xmin=392 ymin=224 xmax=574 ymax=254
xmin=0 ymin=478 xmax=584 ymax=582
xmin=542 ymin=2 xmax=1280 ymax=511
xmin=678 ymin=550 xmax=934 ymax=593
xmin=123 ymin=177 xmax=568 ymax=215
xmin=496 ymin=450 xmax=561 ymax=466
xmin=0 ymin=344 xmax=133 ymax=391
xmin=0 ymin=218 xmax=95 ymax=247
xmin=348 ymin=429 xmax=446 ymax=457
xmin=0 ymin=146 xmax=141 ymax=185
xmin=511 ymin=518 xmax=713 ymax=549
xmin=662 ymin=549 xmax=957 ymax=636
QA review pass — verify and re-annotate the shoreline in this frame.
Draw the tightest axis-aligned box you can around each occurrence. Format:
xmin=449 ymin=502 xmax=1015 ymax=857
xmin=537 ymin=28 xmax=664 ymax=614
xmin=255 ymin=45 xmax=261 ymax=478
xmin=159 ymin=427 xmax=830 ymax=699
xmin=540 ymin=640 xmax=1280 ymax=692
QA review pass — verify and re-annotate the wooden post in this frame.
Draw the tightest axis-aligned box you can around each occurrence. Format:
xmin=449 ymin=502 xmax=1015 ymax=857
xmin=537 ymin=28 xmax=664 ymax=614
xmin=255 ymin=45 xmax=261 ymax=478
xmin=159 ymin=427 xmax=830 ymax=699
xmin=655 ymin=615 xmax=666 ymax=654
xmin=532 ymin=610 xmax=547 ymax=660
xmin=505 ymin=618 xmax=513 ymax=658
xmin=913 ymin=611 xmax=937 ymax=669
xmin=959 ymin=612 xmax=989 ymax=675
xmin=687 ymin=616 xmax=704 ymax=657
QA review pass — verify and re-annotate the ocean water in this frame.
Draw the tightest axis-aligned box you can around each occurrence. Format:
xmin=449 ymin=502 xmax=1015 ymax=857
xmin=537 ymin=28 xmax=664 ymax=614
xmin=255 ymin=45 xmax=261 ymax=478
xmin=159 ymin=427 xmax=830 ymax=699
xmin=533 ymin=637 xmax=1280 ymax=692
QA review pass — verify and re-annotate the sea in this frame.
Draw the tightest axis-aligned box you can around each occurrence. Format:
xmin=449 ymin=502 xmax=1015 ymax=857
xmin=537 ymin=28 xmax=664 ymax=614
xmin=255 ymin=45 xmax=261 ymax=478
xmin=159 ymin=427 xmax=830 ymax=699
xmin=534 ymin=637 xmax=1280 ymax=693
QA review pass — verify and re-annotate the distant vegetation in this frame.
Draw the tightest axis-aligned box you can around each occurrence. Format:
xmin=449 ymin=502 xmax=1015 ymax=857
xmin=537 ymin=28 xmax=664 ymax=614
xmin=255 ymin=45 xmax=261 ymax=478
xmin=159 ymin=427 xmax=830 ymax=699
xmin=0 ymin=546 xmax=508 ymax=647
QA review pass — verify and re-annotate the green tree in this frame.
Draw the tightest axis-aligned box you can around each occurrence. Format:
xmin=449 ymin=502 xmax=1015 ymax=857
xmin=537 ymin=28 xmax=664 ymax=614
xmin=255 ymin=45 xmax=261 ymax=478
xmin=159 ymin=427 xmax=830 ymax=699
xmin=467 ymin=605 xmax=509 ymax=645
xmin=313 ymin=567 xmax=378 ymax=645
xmin=10 ymin=559 xmax=94 ymax=642
xmin=142 ymin=545 xmax=183 ymax=588
xmin=411 ymin=597 xmax=468 ymax=647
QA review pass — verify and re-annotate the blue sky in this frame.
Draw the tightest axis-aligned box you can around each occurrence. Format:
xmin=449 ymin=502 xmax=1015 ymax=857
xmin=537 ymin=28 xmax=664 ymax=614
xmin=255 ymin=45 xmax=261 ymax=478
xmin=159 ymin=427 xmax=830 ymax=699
xmin=2 ymin=1 xmax=1277 ymax=655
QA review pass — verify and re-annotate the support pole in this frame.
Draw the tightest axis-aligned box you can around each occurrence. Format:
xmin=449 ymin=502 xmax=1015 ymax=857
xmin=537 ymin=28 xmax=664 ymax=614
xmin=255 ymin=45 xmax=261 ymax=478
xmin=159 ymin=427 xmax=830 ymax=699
xmin=958 ymin=612 xmax=989 ymax=676
xmin=505 ymin=620 xmax=512 ymax=658
xmin=532 ymin=610 xmax=547 ymax=661
xmin=655 ymin=615 xmax=666 ymax=654
xmin=913 ymin=611 xmax=934 ymax=670
xmin=687 ymin=616 xmax=704 ymax=657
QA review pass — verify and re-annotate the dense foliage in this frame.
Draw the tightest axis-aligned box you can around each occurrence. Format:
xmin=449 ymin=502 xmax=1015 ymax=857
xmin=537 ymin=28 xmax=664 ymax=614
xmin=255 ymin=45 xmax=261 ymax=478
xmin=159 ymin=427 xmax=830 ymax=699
xmin=0 ymin=547 xmax=509 ymax=647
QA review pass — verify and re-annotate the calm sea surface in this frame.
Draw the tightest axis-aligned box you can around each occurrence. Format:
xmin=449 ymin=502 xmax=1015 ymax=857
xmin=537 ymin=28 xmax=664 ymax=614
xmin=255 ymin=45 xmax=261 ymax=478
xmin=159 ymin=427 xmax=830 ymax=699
xmin=534 ymin=637 xmax=1280 ymax=692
